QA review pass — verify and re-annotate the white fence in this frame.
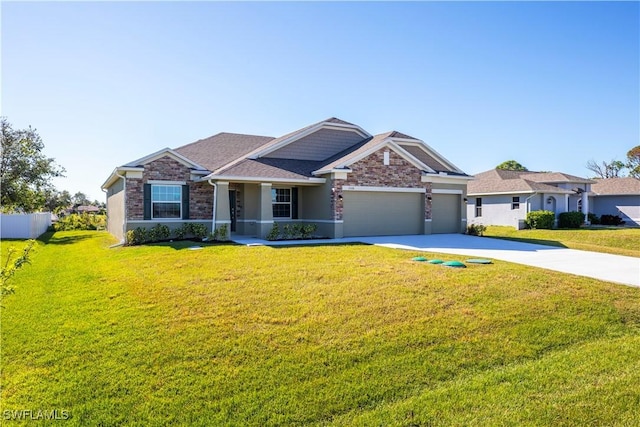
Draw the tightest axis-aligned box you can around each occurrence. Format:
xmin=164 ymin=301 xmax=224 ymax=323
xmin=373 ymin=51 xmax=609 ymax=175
xmin=0 ymin=213 xmax=52 ymax=239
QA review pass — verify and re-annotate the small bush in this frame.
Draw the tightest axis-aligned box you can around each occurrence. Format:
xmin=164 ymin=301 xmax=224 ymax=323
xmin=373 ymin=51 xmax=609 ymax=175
xmin=189 ymin=223 xmax=208 ymax=239
xmin=466 ymin=223 xmax=487 ymax=236
xmin=588 ymin=213 xmax=600 ymax=225
xmin=148 ymin=224 xmax=170 ymax=242
xmin=600 ymin=214 xmax=624 ymax=226
xmin=215 ymin=224 xmax=228 ymax=241
xmin=266 ymin=223 xmax=280 ymax=241
xmin=558 ymin=211 xmax=584 ymax=229
xmin=126 ymin=227 xmax=149 ymax=246
xmin=301 ymin=224 xmax=317 ymax=239
xmin=525 ymin=210 xmax=555 ymax=229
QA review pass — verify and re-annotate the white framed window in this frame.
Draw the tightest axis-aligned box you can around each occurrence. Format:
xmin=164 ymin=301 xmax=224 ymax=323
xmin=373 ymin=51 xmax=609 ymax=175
xmin=152 ymin=185 xmax=182 ymax=219
xmin=475 ymin=198 xmax=482 ymax=217
xmin=512 ymin=196 xmax=520 ymax=210
xmin=272 ymin=188 xmax=291 ymax=218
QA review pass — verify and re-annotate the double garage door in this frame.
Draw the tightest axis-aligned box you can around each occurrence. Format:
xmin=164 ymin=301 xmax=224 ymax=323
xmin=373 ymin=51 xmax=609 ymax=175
xmin=342 ymin=190 xmax=460 ymax=237
xmin=343 ymin=191 xmax=422 ymax=237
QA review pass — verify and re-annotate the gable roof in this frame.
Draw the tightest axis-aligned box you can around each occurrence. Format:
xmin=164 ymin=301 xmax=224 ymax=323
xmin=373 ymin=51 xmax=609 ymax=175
xmin=591 ymin=177 xmax=640 ymax=196
xmin=467 ymin=169 xmax=588 ymax=195
xmin=104 ymin=117 xmax=468 ymax=187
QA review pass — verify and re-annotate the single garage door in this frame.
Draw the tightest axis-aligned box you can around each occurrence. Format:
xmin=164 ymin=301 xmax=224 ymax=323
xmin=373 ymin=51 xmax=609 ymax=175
xmin=343 ymin=191 xmax=423 ymax=237
xmin=431 ymin=193 xmax=460 ymax=234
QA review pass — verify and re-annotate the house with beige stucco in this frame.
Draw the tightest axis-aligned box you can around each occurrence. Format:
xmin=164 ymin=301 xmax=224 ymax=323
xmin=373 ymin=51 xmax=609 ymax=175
xmin=102 ymin=118 xmax=472 ymax=243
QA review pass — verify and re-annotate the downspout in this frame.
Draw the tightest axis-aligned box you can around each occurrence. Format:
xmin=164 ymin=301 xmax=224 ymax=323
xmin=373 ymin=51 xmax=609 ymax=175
xmin=210 ymin=180 xmax=217 ymax=234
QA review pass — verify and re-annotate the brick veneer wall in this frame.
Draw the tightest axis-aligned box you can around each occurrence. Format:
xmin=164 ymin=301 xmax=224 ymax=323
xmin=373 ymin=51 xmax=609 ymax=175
xmin=126 ymin=156 xmax=213 ymax=220
xmin=332 ymin=149 xmax=432 ymax=220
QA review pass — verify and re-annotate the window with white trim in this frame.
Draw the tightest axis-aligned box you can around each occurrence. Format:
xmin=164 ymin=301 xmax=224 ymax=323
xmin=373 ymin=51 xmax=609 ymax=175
xmin=512 ymin=196 xmax=520 ymax=210
xmin=152 ymin=185 xmax=182 ymax=219
xmin=475 ymin=198 xmax=482 ymax=217
xmin=272 ymin=188 xmax=291 ymax=218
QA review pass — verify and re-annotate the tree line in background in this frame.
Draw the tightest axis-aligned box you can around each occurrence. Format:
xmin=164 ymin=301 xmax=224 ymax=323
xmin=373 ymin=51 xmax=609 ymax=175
xmin=1 ymin=117 xmax=104 ymax=214
xmin=586 ymin=146 xmax=640 ymax=179
xmin=497 ymin=146 xmax=640 ymax=179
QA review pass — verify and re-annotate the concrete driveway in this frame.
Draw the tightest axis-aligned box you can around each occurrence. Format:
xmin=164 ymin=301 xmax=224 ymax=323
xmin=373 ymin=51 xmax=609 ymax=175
xmin=234 ymin=234 xmax=640 ymax=288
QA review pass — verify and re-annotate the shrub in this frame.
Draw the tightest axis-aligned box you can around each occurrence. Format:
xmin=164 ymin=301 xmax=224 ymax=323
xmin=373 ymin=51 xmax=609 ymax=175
xmin=301 ymin=224 xmax=317 ymax=239
xmin=54 ymin=213 xmax=106 ymax=231
xmin=148 ymin=224 xmax=171 ymax=242
xmin=525 ymin=210 xmax=555 ymax=229
xmin=189 ymin=223 xmax=208 ymax=239
xmin=558 ymin=211 xmax=584 ymax=229
xmin=588 ymin=213 xmax=600 ymax=225
xmin=266 ymin=223 xmax=280 ymax=241
xmin=126 ymin=227 xmax=149 ymax=246
xmin=600 ymin=214 xmax=624 ymax=226
xmin=215 ymin=224 xmax=228 ymax=241
xmin=466 ymin=223 xmax=487 ymax=236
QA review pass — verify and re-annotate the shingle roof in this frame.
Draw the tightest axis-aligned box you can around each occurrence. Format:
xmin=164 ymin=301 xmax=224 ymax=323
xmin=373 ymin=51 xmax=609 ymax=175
xmin=520 ymin=172 xmax=594 ymax=184
xmin=215 ymin=158 xmax=323 ymax=180
xmin=467 ymin=169 xmax=579 ymax=195
xmin=591 ymin=177 xmax=640 ymax=195
xmin=174 ymin=132 xmax=274 ymax=171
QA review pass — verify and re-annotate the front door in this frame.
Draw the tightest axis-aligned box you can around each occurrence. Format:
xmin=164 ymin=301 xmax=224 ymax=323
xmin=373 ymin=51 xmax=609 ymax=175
xmin=229 ymin=190 xmax=237 ymax=232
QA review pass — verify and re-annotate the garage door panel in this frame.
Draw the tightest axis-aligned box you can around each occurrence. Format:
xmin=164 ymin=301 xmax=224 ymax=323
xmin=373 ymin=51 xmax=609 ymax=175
xmin=343 ymin=191 xmax=422 ymax=237
xmin=431 ymin=193 xmax=460 ymax=234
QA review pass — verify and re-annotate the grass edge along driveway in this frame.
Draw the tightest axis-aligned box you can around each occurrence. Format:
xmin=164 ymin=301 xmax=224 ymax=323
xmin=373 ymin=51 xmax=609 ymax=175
xmin=1 ymin=231 xmax=639 ymax=426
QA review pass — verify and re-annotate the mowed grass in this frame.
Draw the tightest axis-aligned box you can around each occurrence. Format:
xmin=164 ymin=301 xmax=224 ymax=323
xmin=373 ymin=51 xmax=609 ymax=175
xmin=1 ymin=231 xmax=639 ymax=426
xmin=484 ymin=226 xmax=640 ymax=258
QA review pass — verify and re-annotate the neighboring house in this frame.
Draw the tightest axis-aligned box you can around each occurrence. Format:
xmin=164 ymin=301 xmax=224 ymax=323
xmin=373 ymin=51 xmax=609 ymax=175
xmin=589 ymin=177 xmax=640 ymax=226
xmin=102 ymin=118 xmax=472 ymax=242
xmin=467 ymin=169 xmax=594 ymax=229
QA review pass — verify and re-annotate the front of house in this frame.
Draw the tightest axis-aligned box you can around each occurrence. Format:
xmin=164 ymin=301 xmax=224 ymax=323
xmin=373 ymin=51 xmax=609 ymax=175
xmin=466 ymin=169 xmax=593 ymax=229
xmin=102 ymin=118 xmax=472 ymax=242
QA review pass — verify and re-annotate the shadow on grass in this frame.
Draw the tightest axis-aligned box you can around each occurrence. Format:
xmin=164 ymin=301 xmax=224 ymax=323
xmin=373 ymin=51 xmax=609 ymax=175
xmin=142 ymin=240 xmax=239 ymax=251
xmin=37 ymin=232 xmax=94 ymax=245
xmin=265 ymin=242 xmax=370 ymax=249
xmin=484 ymin=235 xmax=568 ymax=249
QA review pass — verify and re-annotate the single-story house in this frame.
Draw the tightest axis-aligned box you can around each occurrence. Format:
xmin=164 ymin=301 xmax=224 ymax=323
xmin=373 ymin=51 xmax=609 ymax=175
xmin=466 ymin=169 xmax=594 ymax=229
xmin=102 ymin=118 xmax=472 ymax=242
xmin=589 ymin=177 xmax=640 ymax=226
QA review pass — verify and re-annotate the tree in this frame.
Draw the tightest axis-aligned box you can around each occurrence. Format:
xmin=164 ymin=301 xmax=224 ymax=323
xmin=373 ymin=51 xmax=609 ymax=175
xmin=586 ymin=159 xmax=625 ymax=179
xmin=0 ymin=117 xmax=65 ymax=212
xmin=44 ymin=190 xmax=72 ymax=214
xmin=72 ymin=192 xmax=90 ymax=207
xmin=626 ymin=145 xmax=640 ymax=179
xmin=496 ymin=160 xmax=528 ymax=171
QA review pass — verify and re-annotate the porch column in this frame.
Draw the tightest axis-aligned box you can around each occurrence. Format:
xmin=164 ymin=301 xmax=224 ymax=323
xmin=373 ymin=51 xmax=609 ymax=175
xmin=215 ymin=181 xmax=231 ymax=239
xmin=257 ymin=183 xmax=273 ymax=239
xmin=582 ymin=191 xmax=590 ymax=225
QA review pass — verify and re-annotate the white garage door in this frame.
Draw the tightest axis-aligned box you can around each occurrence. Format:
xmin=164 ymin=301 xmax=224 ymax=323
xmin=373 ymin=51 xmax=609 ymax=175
xmin=343 ymin=191 xmax=423 ymax=237
xmin=431 ymin=193 xmax=460 ymax=234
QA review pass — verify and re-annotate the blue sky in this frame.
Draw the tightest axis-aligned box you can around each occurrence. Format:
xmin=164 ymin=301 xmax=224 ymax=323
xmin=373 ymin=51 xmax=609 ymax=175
xmin=2 ymin=1 xmax=638 ymax=201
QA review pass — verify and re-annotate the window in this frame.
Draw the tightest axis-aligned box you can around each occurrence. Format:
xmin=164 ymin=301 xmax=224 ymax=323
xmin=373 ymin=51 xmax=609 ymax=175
xmin=475 ymin=198 xmax=482 ymax=217
xmin=577 ymin=199 xmax=582 ymax=213
xmin=272 ymin=188 xmax=291 ymax=218
xmin=512 ymin=196 xmax=520 ymax=210
xmin=152 ymin=185 xmax=181 ymax=219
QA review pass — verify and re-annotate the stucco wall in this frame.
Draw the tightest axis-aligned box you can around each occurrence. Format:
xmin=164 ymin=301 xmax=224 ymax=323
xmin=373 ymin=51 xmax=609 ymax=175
xmin=106 ymin=178 xmax=125 ymax=241
xmin=467 ymin=194 xmax=529 ymax=228
xmin=591 ymin=195 xmax=640 ymax=226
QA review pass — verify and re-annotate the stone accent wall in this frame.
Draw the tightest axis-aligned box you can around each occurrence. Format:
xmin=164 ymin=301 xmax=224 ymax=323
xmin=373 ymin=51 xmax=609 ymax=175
xmin=332 ymin=148 xmax=433 ymax=220
xmin=126 ymin=156 xmax=213 ymax=220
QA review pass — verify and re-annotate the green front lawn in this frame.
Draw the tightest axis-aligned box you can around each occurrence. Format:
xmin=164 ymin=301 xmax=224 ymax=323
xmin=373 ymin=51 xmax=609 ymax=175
xmin=1 ymin=231 xmax=639 ymax=426
xmin=483 ymin=226 xmax=640 ymax=258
